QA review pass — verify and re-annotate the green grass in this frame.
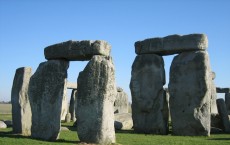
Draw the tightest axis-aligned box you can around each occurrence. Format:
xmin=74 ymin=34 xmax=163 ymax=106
xmin=1 ymin=114 xmax=230 ymax=145
xmin=0 ymin=114 xmax=12 ymax=121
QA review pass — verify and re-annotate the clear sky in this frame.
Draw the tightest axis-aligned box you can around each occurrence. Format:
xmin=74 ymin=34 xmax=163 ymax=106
xmin=0 ymin=0 xmax=230 ymax=102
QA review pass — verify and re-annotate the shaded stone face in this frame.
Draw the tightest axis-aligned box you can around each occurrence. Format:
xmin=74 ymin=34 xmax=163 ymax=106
xmin=44 ymin=40 xmax=111 ymax=61
xmin=225 ymin=93 xmax=230 ymax=115
xmin=76 ymin=55 xmax=116 ymax=144
xmin=169 ymin=51 xmax=211 ymax=136
xmin=216 ymin=87 xmax=230 ymax=93
xmin=29 ymin=60 xmax=69 ymax=141
xmin=135 ymin=34 xmax=208 ymax=56
xmin=130 ymin=54 xmax=168 ymax=134
xmin=114 ymin=113 xmax=133 ymax=130
xmin=69 ymin=89 xmax=77 ymax=121
xmin=217 ymin=98 xmax=230 ymax=133
xmin=114 ymin=87 xmax=129 ymax=114
xmin=11 ymin=67 xmax=32 ymax=136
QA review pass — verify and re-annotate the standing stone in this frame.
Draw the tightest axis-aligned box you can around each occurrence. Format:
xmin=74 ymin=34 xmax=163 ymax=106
xmin=11 ymin=67 xmax=32 ymax=135
xmin=29 ymin=60 xmax=69 ymax=141
xmin=114 ymin=87 xmax=129 ymax=114
xmin=69 ymin=89 xmax=77 ymax=121
xmin=61 ymin=88 xmax=68 ymax=121
xmin=65 ymin=113 xmax=71 ymax=123
xmin=211 ymin=72 xmax=218 ymax=114
xmin=217 ymin=98 xmax=230 ymax=133
xmin=169 ymin=51 xmax=211 ymax=136
xmin=76 ymin=55 xmax=116 ymax=144
xmin=130 ymin=54 xmax=168 ymax=134
xmin=225 ymin=93 xmax=230 ymax=115
xmin=0 ymin=121 xmax=7 ymax=129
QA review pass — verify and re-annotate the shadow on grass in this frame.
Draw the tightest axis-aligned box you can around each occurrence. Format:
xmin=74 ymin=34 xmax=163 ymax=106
xmin=0 ymin=130 xmax=78 ymax=144
xmin=208 ymin=138 xmax=230 ymax=141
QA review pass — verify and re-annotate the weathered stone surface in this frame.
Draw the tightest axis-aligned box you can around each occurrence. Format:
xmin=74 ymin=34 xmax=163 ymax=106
xmin=44 ymin=40 xmax=111 ymax=61
xmin=76 ymin=55 xmax=116 ymax=144
xmin=114 ymin=113 xmax=133 ymax=130
xmin=211 ymin=72 xmax=218 ymax=114
xmin=11 ymin=67 xmax=32 ymax=135
xmin=217 ymin=98 xmax=230 ymax=133
xmin=114 ymin=87 xmax=129 ymax=114
xmin=0 ymin=121 xmax=7 ymax=128
xmin=130 ymin=54 xmax=168 ymax=134
xmin=29 ymin=60 xmax=69 ymax=141
xmin=216 ymin=87 xmax=230 ymax=93
xmin=61 ymin=86 xmax=68 ymax=121
xmin=225 ymin=93 xmax=230 ymax=114
xmin=65 ymin=113 xmax=71 ymax=123
xmin=69 ymin=89 xmax=77 ymax=121
xmin=211 ymin=113 xmax=222 ymax=129
xmin=67 ymin=82 xmax=77 ymax=89
xmin=169 ymin=51 xmax=211 ymax=136
xmin=135 ymin=34 xmax=208 ymax=55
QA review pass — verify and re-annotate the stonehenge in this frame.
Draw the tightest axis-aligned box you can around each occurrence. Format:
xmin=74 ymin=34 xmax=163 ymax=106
xmin=131 ymin=33 xmax=212 ymax=136
xmin=114 ymin=87 xmax=129 ymax=114
xmin=69 ymin=89 xmax=77 ymax=121
xmin=11 ymin=67 xmax=32 ymax=136
xmin=216 ymin=99 xmax=230 ymax=133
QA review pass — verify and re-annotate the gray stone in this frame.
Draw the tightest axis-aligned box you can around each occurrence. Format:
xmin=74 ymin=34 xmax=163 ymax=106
xmin=211 ymin=72 xmax=218 ymax=114
xmin=117 ymin=87 xmax=123 ymax=92
xmin=61 ymin=86 xmax=68 ymax=121
xmin=44 ymin=40 xmax=111 ymax=61
xmin=114 ymin=88 xmax=129 ymax=114
xmin=135 ymin=34 xmax=208 ymax=55
xmin=114 ymin=113 xmax=133 ymax=130
xmin=65 ymin=113 xmax=71 ymax=123
xmin=4 ymin=120 xmax=13 ymax=127
xmin=0 ymin=121 xmax=7 ymax=128
xmin=130 ymin=54 xmax=168 ymax=134
xmin=11 ymin=67 xmax=32 ymax=135
xmin=211 ymin=127 xmax=223 ymax=134
xmin=69 ymin=89 xmax=77 ymax=121
xmin=67 ymin=82 xmax=77 ymax=89
xmin=216 ymin=87 xmax=230 ymax=93
xmin=225 ymin=93 xmax=230 ymax=114
xmin=76 ymin=55 xmax=116 ymax=144
xmin=61 ymin=127 xmax=69 ymax=131
xmin=217 ymin=98 xmax=230 ymax=133
xmin=29 ymin=60 xmax=69 ymax=141
xmin=169 ymin=51 xmax=211 ymax=136
xmin=211 ymin=113 xmax=222 ymax=129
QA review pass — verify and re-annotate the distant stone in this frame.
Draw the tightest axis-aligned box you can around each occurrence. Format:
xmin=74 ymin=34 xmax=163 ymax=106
xmin=4 ymin=120 xmax=13 ymax=127
xmin=61 ymin=127 xmax=69 ymax=131
xmin=216 ymin=87 xmax=230 ymax=93
xmin=44 ymin=40 xmax=111 ymax=61
xmin=61 ymin=87 xmax=68 ymax=121
xmin=114 ymin=113 xmax=133 ymax=130
xmin=0 ymin=121 xmax=7 ymax=128
xmin=211 ymin=72 xmax=218 ymax=114
xmin=130 ymin=54 xmax=168 ymax=134
xmin=135 ymin=34 xmax=208 ymax=55
xmin=225 ymin=93 xmax=230 ymax=114
xmin=211 ymin=127 xmax=223 ymax=134
xmin=211 ymin=113 xmax=222 ymax=129
xmin=65 ymin=113 xmax=71 ymax=123
xmin=67 ymin=82 xmax=77 ymax=89
xmin=114 ymin=88 xmax=129 ymax=114
xmin=29 ymin=60 xmax=69 ymax=141
xmin=11 ymin=67 xmax=32 ymax=136
xmin=217 ymin=98 xmax=230 ymax=133
xmin=169 ymin=51 xmax=211 ymax=136
xmin=76 ymin=55 xmax=116 ymax=144
xmin=69 ymin=89 xmax=77 ymax=121
xmin=117 ymin=87 xmax=123 ymax=92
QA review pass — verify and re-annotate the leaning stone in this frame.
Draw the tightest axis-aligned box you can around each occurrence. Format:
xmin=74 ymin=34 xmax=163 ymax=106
xmin=11 ymin=67 xmax=32 ymax=135
xmin=69 ymin=89 xmax=77 ymax=121
xmin=44 ymin=40 xmax=111 ymax=61
xmin=67 ymin=82 xmax=77 ymax=89
xmin=130 ymin=54 xmax=168 ymax=134
xmin=0 ymin=121 xmax=7 ymax=128
xmin=29 ymin=60 xmax=69 ymax=141
xmin=135 ymin=34 xmax=208 ymax=55
xmin=114 ymin=113 xmax=133 ymax=130
xmin=225 ymin=93 xmax=230 ymax=114
xmin=169 ymin=51 xmax=211 ymax=136
xmin=114 ymin=88 xmax=129 ymax=114
xmin=76 ymin=55 xmax=116 ymax=144
xmin=216 ymin=98 xmax=230 ymax=133
xmin=216 ymin=87 xmax=230 ymax=93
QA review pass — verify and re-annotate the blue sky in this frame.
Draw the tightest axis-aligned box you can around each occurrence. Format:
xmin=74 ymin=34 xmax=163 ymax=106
xmin=0 ymin=0 xmax=230 ymax=102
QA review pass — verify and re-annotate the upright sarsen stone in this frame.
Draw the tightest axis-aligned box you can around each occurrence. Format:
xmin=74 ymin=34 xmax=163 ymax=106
xmin=69 ymin=89 xmax=77 ymax=121
xmin=11 ymin=67 xmax=32 ymax=135
xmin=225 ymin=93 xmax=230 ymax=115
xmin=29 ymin=60 xmax=69 ymax=141
xmin=114 ymin=87 xmax=129 ymax=114
xmin=130 ymin=54 xmax=168 ymax=134
xmin=76 ymin=55 xmax=116 ymax=144
xmin=211 ymin=72 xmax=218 ymax=114
xmin=169 ymin=51 xmax=211 ymax=136
xmin=217 ymin=98 xmax=230 ymax=133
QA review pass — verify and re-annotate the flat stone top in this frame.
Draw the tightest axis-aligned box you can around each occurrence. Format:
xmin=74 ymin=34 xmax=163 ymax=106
xmin=216 ymin=87 xmax=230 ymax=93
xmin=135 ymin=34 xmax=208 ymax=56
xmin=44 ymin=40 xmax=111 ymax=61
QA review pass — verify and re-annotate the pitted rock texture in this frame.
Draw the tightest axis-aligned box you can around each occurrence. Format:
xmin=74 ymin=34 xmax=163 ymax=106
xmin=76 ymin=55 xmax=116 ymax=144
xmin=114 ymin=87 xmax=129 ymax=114
xmin=130 ymin=54 xmax=168 ymax=134
xmin=44 ymin=40 xmax=111 ymax=61
xmin=29 ymin=60 xmax=69 ymax=141
xmin=135 ymin=34 xmax=208 ymax=55
xmin=169 ymin=51 xmax=211 ymax=136
xmin=11 ymin=67 xmax=32 ymax=135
